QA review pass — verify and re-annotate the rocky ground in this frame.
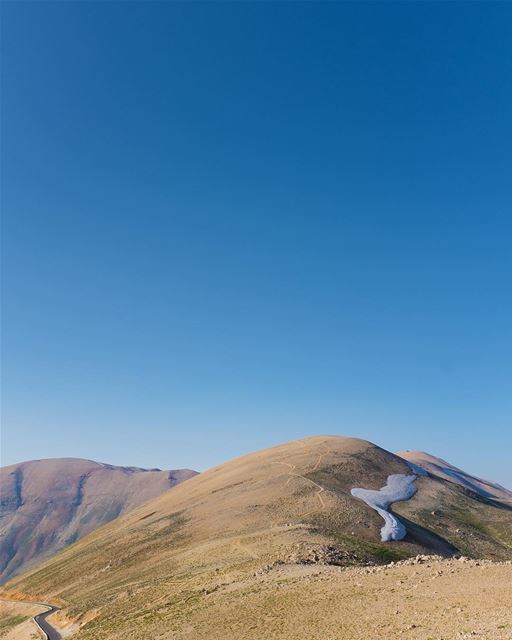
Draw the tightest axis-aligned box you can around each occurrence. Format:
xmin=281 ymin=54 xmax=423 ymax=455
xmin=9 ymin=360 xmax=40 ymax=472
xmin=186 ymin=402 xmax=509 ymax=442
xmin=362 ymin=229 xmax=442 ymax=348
xmin=162 ymin=556 xmax=512 ymax=640
xmin=0 ymin=599 xmax=46 ymax=639
xmin=4 ymin=439 xmax=511 ymax=640
xmin=3 ymin=556 xmax=512 ymax=639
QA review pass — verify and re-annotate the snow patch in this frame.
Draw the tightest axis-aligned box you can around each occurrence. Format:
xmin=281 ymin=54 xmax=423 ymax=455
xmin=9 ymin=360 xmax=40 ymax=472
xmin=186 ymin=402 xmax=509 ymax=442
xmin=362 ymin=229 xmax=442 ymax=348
xmin=351 ymin=474 xmax=417 ymax=542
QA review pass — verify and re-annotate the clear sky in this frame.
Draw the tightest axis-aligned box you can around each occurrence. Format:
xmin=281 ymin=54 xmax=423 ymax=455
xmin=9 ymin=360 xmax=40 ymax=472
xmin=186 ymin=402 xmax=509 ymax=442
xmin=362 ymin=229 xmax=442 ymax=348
xmin=2 ymin=1 xmax=511 ymax=486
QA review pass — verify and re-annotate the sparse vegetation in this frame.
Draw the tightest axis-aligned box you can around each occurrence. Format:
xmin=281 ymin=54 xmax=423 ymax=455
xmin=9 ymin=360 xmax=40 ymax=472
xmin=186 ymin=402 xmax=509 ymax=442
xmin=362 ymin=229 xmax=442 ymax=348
xmin=0 ymin=615 xmax=27 ymax=637
xmin=3 ymin=436 xmax=512 ymax=640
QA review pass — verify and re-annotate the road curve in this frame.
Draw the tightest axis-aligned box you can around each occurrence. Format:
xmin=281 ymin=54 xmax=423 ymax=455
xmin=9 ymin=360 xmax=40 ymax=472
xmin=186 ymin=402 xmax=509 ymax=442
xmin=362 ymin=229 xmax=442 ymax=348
xmin=33 ymin=604 xmax=62 ymax=640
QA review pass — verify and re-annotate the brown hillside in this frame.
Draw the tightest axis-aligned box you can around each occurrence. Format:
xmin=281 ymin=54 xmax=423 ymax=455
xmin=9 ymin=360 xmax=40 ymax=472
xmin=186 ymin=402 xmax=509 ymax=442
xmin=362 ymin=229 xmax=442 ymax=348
xmin=0 ymin=458 xmax=197 ymax=582
xmin=3 ymin=436 xmax=512 ymax=640
xmin=398 ymin=450 xmax=512 ymax=505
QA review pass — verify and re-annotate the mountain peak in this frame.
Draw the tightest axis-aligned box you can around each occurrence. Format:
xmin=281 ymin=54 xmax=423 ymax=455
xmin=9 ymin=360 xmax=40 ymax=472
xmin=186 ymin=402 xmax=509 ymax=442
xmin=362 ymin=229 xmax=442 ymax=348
xmin=0 ymin=457 xmax=197 ymax=583
xmin=397 ymin=450 xmax=512 ymax=505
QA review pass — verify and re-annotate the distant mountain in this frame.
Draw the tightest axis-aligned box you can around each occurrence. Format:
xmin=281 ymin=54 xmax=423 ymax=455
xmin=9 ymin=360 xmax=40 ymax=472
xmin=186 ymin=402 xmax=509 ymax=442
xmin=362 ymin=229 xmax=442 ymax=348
xmin=4 ymin=436 xmax=511 ymax=640
xmin=0 ymin=457 xmax=197 ymax=582
xmin=398 ymin=450 xmax=512 ymax=505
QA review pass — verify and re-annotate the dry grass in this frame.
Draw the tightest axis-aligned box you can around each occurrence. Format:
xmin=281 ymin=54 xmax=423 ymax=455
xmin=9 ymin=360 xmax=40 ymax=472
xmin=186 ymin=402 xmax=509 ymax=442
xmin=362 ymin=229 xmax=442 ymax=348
xmin=0 ymin=458 xmax=196 ymax=583
xmin=0 ymin=600 xmax=46 ymax=639
xmin=3 ymin=436 xmax=511 ymax=639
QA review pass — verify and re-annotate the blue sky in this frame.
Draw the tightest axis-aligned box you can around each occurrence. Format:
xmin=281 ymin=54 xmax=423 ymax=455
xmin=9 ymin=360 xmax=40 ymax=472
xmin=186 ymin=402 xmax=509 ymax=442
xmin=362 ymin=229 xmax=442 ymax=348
xmin=2 ymin=2 xmax=511 ymax=485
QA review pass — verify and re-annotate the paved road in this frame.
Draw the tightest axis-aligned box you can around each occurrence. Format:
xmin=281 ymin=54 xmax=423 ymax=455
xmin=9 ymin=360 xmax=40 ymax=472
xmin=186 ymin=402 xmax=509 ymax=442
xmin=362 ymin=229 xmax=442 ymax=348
xmin=33 ymin=605 xmax=62 ymax=640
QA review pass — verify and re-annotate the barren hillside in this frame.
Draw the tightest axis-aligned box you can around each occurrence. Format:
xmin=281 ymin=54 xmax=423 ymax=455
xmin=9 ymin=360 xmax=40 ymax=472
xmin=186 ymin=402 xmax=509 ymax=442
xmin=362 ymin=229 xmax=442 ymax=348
xmin=398 ymin=450 xmax=512 ymax=505
xmin=0 ymin=458 xmax=197 ymax=582
xmin=3 ymin=436 xmax=511 ymax=639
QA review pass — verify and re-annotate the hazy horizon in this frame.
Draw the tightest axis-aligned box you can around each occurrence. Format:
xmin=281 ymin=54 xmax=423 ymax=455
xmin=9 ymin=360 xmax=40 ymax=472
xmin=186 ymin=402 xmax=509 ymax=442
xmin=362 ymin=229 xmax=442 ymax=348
xmin=2 ymin=2 xmax=511 ymax=487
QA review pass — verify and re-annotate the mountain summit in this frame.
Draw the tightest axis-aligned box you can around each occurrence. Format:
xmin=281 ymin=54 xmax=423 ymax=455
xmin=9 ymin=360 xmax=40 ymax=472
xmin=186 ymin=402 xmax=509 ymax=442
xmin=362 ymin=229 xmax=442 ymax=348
xmin=398 ymin=450 xmax=512 ymax=505
xmin=3 ymin=436 xmax=511 ymax=640
xmin=0 ymin=457 xmax=197 ymax=582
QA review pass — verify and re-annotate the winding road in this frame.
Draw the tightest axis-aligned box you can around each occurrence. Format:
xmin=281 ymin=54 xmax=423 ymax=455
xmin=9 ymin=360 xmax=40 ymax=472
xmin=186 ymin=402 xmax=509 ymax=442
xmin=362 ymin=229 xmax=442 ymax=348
xmin=33 ymin=604 xmax=62 ymax=640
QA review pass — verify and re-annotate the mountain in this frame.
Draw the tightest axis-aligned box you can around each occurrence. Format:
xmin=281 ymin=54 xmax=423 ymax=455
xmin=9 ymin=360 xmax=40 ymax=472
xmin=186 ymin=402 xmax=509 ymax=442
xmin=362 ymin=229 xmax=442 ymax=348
xmin=0 ymin=457 xmax=197 ymax=583
xmin=2 ymin=436 xmax=511 ymax=640
xmin=398 ymin=450 xmax=512 ymax=505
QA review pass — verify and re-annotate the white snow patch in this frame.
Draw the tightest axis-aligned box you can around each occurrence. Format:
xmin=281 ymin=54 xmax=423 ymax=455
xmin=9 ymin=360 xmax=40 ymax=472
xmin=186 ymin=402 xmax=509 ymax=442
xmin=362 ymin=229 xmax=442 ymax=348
xmin=351 ymin=474 xmax=417 ymax=542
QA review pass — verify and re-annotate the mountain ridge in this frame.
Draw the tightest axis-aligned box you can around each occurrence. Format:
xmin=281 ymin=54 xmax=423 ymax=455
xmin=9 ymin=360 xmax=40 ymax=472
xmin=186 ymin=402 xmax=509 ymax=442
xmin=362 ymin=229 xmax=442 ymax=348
xmin=3 ymin=435 xmax=511 ymax=640
xmin=397 ymin=450 xmax=512 ymax=505
xmin=0 ymin=457 xmax=197 ymax=583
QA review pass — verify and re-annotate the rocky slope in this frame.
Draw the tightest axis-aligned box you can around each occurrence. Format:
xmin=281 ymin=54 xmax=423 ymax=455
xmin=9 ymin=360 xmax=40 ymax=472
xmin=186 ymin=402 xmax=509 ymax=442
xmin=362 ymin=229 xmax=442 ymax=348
xmin=2 ymin=436 xmax=511 ymax=640
xmin=0 ymin=458 xmax=197 ymax=582
xmin=398 ymin=450 xmax=512 ymax=505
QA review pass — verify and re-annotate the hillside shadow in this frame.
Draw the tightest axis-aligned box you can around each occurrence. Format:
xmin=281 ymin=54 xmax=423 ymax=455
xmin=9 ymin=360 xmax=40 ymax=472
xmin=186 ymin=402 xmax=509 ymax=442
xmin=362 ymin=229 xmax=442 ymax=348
xmin=393 ymin=512 xmax=459 ymax=557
